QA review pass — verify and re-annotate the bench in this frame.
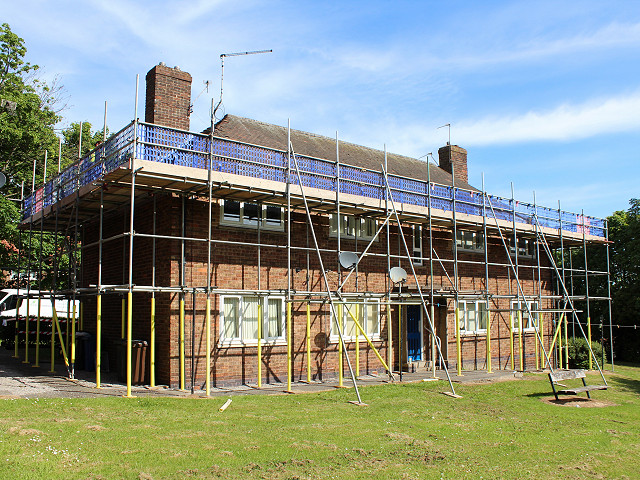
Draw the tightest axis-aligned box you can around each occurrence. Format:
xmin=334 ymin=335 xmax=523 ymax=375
xmin=548 ymin=369 xmax=607 ymax=401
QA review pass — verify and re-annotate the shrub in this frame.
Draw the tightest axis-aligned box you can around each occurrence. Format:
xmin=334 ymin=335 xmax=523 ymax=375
xmin=567 ymin=337 xmax=605 ymax=369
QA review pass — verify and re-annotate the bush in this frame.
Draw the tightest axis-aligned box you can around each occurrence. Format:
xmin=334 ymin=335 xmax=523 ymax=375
xmin=567 ymin=337 xmax=605 ymax=369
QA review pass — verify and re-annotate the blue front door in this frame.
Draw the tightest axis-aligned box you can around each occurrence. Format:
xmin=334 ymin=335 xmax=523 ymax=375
xmin=407 ymin=305 xmax=422 ymax=362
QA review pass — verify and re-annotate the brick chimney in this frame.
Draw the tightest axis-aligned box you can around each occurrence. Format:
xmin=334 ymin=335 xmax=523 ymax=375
xmin=438 ymin=144 xmax=468 ymax=184
xmin=145 ymin=63 xmax=192 ymax=130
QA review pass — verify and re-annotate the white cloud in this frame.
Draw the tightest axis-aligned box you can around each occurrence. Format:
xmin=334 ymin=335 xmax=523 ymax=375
xmin=454 ymin=92 xmax=640 ymax=146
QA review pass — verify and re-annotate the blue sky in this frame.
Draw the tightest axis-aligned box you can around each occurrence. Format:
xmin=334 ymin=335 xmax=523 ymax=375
xmin=4 ymin=0 xmax=639 ymax=219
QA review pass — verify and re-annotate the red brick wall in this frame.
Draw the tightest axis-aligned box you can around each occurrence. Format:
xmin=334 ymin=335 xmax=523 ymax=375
xmin=145 ymin=64 xmax=192 ymax=130
xmin=81 ymin=193 xmax=555 ymax=388
xmin=438 ymin=145 xmax=468 ymax=184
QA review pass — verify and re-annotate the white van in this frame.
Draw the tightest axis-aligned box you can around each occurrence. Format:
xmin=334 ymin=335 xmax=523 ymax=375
xmin=0 ymin=289 xmax=78 ymax=325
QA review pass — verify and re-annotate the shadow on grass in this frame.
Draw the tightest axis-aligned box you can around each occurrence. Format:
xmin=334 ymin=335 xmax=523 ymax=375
xmin=608 ymin=375 xmax=640 ymax=395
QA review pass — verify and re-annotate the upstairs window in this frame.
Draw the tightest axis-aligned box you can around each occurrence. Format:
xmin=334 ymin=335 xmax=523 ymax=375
xmin=456 ymin=230 xmax=484 ymax=252
xmin=329 ymin=214 xmax=377 ymax=241
xmin=221 ymin=200 xmax=284 ymax=231
xmin=509 ymin=237 xmax=536 ymax=259
xmin=412 ymin=225 xmax=423 ymax=266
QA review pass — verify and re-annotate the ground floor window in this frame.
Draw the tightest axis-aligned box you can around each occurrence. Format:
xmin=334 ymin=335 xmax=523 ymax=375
xmin=511 ymin=300 xmax=539 ymax=331
xmin=220 ymin=296 xmax=285 ymax=344
xmin=330 ymin=300 xmax=380 ymax=341
xmin=458 ymin=300 xmax=488 ymax=333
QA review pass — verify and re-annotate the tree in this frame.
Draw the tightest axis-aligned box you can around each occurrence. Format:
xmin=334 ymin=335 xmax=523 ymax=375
xmin=0 ymin=23 xmax=59 ymax=195
xmin=566 ymin=199 xmax=640 ymax=361
xmin=0 ymin=23 xmax=63 ymax=289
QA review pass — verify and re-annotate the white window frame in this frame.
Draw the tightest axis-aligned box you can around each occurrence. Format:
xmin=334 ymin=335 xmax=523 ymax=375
xmin=456 ymin=230 xmax=484 ymax=253
xmin=412 ymin=225 xmax=423 ymax=266
xmin=510 ymin=300 xmax=539 ymax=332
xmin=220 ymin=199 xmax=284 ymax=231
xmin=330 ymin=299 xmax=380 ymax=342
xmin=329 ymin=214 xmax=377 ymax=241
xmin=509 ymin=237 xmax=537 ymax=259
xmin=458 ymin=300 xmax=488 ymax=334
xmin=219 ymin=295 xmax=286 ymax=346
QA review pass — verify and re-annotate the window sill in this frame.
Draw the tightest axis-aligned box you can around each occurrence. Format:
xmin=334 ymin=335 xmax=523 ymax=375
xmin=219 ymin=220 xmax=285 ymax=232
xmin=217 ymin=338 xmax=287 ymax=348
xmin=329 ymin=334 xmax=382 ymax=343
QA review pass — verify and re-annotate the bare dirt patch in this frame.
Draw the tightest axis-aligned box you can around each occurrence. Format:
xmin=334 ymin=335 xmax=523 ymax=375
xmin=542 ymin=397 xmax=617 ymax=408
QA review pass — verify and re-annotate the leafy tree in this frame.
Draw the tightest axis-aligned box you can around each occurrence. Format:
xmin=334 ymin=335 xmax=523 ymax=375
xmin=0 ymin=23 xmax=70 ymax=289
xmin=0 ymin=23 xmax=59 ymax=195
xmin=566 ymin=199 xmax=640 ymax=361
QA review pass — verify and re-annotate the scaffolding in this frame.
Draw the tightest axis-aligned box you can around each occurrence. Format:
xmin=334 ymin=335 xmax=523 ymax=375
xmin=13 ymin=101 xmax=612 ymax=401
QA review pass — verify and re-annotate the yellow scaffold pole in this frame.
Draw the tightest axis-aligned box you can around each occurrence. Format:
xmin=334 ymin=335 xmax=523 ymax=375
xmin=431 ymin=304 xmax=436 ymax=378
xmin=509 ymin=311 xmax=514 ymax=370
xmin=355 ymin=304 xmax=360 ymax=377
xmin=126 ymin=291 xmax=133 ymax=397
xmin=257 ymin=301 xmax=262 ymax=388
xmin=96 ymin=294 xmax=102 ymax=388
xmin=518 ymin=310 xmax=524 ymax=371
xmin=179 ymin=295 xmax=185 ymax=390
xmin=23 ymin=299 xmax=30 ymax=364
xmin=558 ymin=315 xmax=564 ymax=368
xmin=564 ymin=314 xmax=569 ymax=368
xmin=205 ymin=296 xmax=210 ymax=396
xmin=338 ymin=304 xmax=343 ymax=388
xmin=71 ymin=302 xmax=76 ymax=373
xmin=34 ymin=298 xmax=41 ymax=367
xmin=587 ymin=316 xmax=592 ymax=370
xmin=287 ymin=301 xmax=293 ymax=392
xmin=305 ymin=302 xmax=311 ymax=383
xmin=398 ymin=304 xmax=403 ymax=374
xmin=150 ymin=295 xmax=156 ymax=388
xmin=486 ymin=308 xmax=492 ymax=374
xmin=455 ymin=305 xmax=462 ymax=376
xmin=52 ymin=309 xmax=69 ymax=369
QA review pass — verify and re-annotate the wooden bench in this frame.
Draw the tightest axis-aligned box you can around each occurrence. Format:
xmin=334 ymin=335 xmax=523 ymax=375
xmin=548 ymin=369 xmax=607 ymax=401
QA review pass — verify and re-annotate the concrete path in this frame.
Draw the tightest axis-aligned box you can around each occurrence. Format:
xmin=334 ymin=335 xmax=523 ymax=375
xmin=0 ymin=347 xmax=524 ymax=399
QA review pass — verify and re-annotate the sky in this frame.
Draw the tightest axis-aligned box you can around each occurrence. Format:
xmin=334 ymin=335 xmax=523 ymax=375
xmin=3 ymin=0 xmax=639 ymax=219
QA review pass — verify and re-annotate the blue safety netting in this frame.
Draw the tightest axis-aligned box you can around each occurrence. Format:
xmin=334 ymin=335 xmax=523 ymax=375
xmin=22 ymin=122 xmax=606 ymax=239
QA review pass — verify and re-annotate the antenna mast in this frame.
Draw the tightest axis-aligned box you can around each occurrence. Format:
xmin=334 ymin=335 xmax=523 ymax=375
xmin=213 ymin=49 xmax=273 ymax=122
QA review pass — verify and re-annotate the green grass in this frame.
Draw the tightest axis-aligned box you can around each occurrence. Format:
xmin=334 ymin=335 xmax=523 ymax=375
xmin=1 ymin=366 xmax=639 ymax=479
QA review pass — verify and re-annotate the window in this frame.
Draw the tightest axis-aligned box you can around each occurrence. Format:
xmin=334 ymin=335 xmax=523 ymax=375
xmin=221 ymin=200 xmax=284 ymax=231
xmin=331 ymin=300 xmax=380 ymax=340
xmin=458 ymin=301 xmax=488 ymax=333
xmin=511 ymin=300 xmax=539 ymax=331
xmin=329 ymin=214 xmax=377 ymax=241
xmin=456 ymin=230 xmax=484 ymax=252
xmin=509 ymin=237 xmax=536 ymax=258
xmin=220 ymin=296 xmax=285 ymax=343
xmin=412 ymin=225 xmax=423 ymax=266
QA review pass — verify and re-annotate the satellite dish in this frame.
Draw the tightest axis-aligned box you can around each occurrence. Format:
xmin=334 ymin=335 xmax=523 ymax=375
xmin=338 ymin=251 xmax=359 ymax=270
xmin=389 ymin=266 xmax=407 ymax=284
xmin=0 ymin=172 xmax=6 ymax=189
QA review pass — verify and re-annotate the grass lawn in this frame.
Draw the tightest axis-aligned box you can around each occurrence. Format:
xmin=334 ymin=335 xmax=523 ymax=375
xmin=1 ymin=366 xmax=638 ymax=479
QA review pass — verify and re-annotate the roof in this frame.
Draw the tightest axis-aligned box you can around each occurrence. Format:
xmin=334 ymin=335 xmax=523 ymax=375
xmin=208 ymin=115 xmax=476 ymax=190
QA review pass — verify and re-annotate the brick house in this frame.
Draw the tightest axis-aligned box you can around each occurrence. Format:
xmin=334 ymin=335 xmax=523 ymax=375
xmin=23 ymin=63 xmax=608 ymax=390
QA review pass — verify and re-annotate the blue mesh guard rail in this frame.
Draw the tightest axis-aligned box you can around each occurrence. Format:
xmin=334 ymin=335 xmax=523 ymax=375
xmin=23 ymin=122 xmax=606 ymax=239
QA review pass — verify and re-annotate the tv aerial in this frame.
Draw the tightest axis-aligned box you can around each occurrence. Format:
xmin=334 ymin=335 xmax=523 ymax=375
xmin=212 ymin=49 xmax=273 ymax=122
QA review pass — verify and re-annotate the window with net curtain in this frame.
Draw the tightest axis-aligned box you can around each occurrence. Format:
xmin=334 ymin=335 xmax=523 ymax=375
xmin=459 ymin=301 xmax=488 ymax=332
xmin=221 ymin=296 xmax=284 ymax=341
xmin=331 ymin=300 xmax=380 ymax=339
